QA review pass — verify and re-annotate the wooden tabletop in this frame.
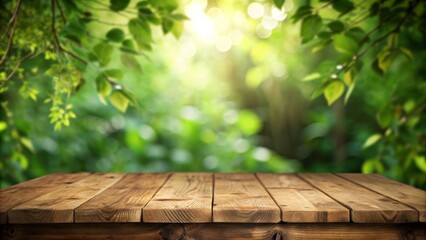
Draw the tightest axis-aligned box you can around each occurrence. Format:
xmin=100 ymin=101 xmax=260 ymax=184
xmin=0 ymin=173 xmax=425 ymax=224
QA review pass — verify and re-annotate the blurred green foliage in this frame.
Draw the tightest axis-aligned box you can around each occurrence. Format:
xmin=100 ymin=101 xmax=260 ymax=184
xmin=0 ymin=0 xmax=425 ymax=189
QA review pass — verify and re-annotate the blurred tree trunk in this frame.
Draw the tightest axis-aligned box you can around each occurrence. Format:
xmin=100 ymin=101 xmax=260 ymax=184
xmin=333 ymin=98 xmax=346 ymax=163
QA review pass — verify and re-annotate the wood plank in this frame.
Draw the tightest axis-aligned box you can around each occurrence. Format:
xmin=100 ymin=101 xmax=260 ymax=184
xmin=75 ymin=173 xmax=169 ymax=222
xmin=143 ymin=172 xmax=213 ymax=223
xmin=299 ymin=173 xmax=418 ymax=223
xmin=3 ymin=223 xmax=425 ymax=240
xmin=339 ymin=173 xmax=426 ymax=222
xmin=0 ymin=173 xmax=90 ymax=224
xmin=213 ymin=173 xmax=280 ymax=223
xmin=8 ymin=173 xmax=123 ymax=223
xmin=257 ymin=173 xmax=349 ymax=222
xmin=1 ymin=172 xmax=91 ymax=190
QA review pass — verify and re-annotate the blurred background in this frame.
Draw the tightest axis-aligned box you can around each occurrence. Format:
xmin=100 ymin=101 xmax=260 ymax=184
xmin=1 ymin=0 xmax=425 ymax=188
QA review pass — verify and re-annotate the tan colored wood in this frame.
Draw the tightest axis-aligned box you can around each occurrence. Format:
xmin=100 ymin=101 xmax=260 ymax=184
xmin=75 ymin=173 xmax=169 ymax=222
xmin=213 ymin=173 xmax=280 ymax=223
xmin=8 ymin=173 xmax=123 ymax=223
xmin=257 ymin=174 xmax=349 ymax=222
xmin=2 ymin=223 xmax=425 ymax=240
xmin=299 ymin=173 xmax=418 ymax=223
xmin=339 ymin=173 xmax=426 ymax=222
xmin=143 ymin=172 xmax=213 ymax=223
xmin=0 ymin=173 xmax=90 ymax=224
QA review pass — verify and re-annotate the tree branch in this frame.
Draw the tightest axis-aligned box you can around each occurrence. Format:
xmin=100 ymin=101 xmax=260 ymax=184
xmin=337 ymin=0 xmax=420 ymax=74
xmin=55 ymin=0 xmax=67 ymax=24
xmin=0 ymin=0 xmax=22 ymax=66
xmin=51 ymin=0 xmax=87 ymax=64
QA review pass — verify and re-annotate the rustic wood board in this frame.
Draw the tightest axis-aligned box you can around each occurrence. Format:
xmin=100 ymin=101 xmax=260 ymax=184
xmin=299 ymin=173 xmax=418 ymax=223
xmin=8 ymin=173 xmax=123 ymax=223
xmin=339 ymin=173 xmax=426 ymax=222
xmin=213 ymin=173 xmax=280 ymax=223
xmin=0 ymin=173 xmax=90 ymax=224
xmin=257 ymin=173 xmax=350 ymax=222
xmin=75 ymin=173 xmax=170 ymax=223
xmin=143 ymin=173 xmax=213 ymax=223
xmin=2 ymin=223 xmax=425 ymax=240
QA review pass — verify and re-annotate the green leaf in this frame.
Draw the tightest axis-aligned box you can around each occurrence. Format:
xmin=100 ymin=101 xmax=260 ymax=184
xmin=363 ymin=134 xmax=381 ymax=148
xmin=324 ymin=80 xmax=344 ymax=105
xmin=106 ymin=28 xmax=125 ymax=42
xmin=311 ymin=80 xmax=329 ymax=100
xmin=172 ymin=20 xmax=184 ymax=39
xmin=378 ymin=48 xmax=398 ymax=73
xmin=105 ymin=69 xmax=124 ymax=80
xmin=0 ymin=121 xmax=7 ymax=132
xmin=128 ymin=18 xmax=152 ymax=50
xmin=110 ymin=0 xmax=130 ymax=11
xmin=120 ymin=39 xmax=139 ymax=54
xmin=399 ymin=47 xmax=413 ymax=60
xmin=292 ymin=6 xmax=313 ymax=22
xmin=169 ymin=13 xmax=190 ymax=21
xmin=110 ymin=90 xmax=129 ymax=112
xmin=345 ymin=27 xmax=366 ymax=43
xmin=93 ymin=42 xmax=113 ymax=66
xmin=119 ymin=88 xmax=138 ymax=106
xmin=344 ymin=80 xmax=355 ymax=104
xmin=372 ymin=58 xmax=383 ymax=75
xmin=414 ymin=156 xmax=426 ymax=173
xmin=162 ymin=18 xmax=174 ymax=34
xmin=376 ymin=105 xmax=392 ymax=128
xmin=362 ymin=158 xmax=383 ymax=174
xmin=343 ymin=68 xmax=356 ymax=86
xmin=95 ymin=74 xmax=111 ymax=103
xmin=328 ymin=21 xmax=344 ymax=33
xmin=301 ymin=15 xmax=322 ymax=43
xmin=302 ymin=72 xmax=321 ymax=81
xmin=121 ymin=54 xmax=143 ymax=72
xmin=20 ymin=137 xmax=35 ymax=153
xmin=273 ymin=0 xmax=285 ymax=9
xmin=332 ymin=0 xmax=354 ymax=14
xmin=334 ymin=34 xmax=359 ymax=55
xmin=362 ymin=159 xmax=376 ymax=173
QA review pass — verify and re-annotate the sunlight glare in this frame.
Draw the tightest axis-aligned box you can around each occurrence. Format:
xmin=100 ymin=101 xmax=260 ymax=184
xmin=216 ymin=36 xmax=232 ymax=52
xmin=247 ymin=2 xmax=264 ymax=19
xmin=271 ymin=6 xmax=287 ymax=21
xmin=185 ymin=0 xmax=216 ymax=43
xmin=256 ymin=25 xmax=272 ymax=39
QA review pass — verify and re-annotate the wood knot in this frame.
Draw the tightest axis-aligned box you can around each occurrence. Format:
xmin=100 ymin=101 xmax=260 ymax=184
xmin=160 ymin=224 xmax=186 ymax=240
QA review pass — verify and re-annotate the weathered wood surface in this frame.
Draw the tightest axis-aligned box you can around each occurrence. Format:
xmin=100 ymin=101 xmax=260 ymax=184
xmin=0 ymin=173 xmax=90 ymax=224
xmin=8 ymin=173 xmax=123 ymax=223
xmin=75 ymin=173 xmax=169 ymax=223
xmin=143 ymin=173 xmax=213 ymax=223
xmin=1 ymin=223 xmax=425 ymax=240
xmin=257 ymin=173 xmax=350 ymax=222
xmin=339 ymin=173 xmax=426 ymax=222
xmin=213 ymin=173 xmax=280 ymax=223
xmin=299 ymin=173 xmax=419 ymax=223
xmin=1 ymin=173 xmax=425 ymax=224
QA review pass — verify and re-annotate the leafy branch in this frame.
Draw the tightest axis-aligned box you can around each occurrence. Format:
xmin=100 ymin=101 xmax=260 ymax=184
xmin=0 ymin=0 xmax=22 ymax=66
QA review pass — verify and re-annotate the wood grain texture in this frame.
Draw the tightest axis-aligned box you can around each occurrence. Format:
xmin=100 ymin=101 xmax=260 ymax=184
xmin=143 ymin=173 xmax=213 ymax=223
xmin=2 ymin=223 xmax=425 ymax=240
xmin=213 ymin=173 xmax=280 ymax=223
xmin=0 ymin=173 xmax=90 ymax=224
xmin=8 ymin=173 xmax=123 ymax=223
xmin=339 ymin=173 xmax=426 ymax=222
xmin=257 ymin=174 xmax=349 ymax=222
xmin=299 ymin=173 xmax=418 ymax=223
xmin=75 ymin=173 xmax=170 ymax=223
